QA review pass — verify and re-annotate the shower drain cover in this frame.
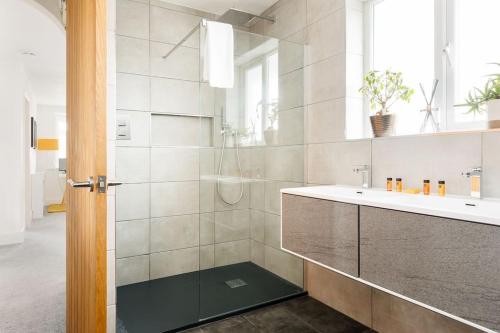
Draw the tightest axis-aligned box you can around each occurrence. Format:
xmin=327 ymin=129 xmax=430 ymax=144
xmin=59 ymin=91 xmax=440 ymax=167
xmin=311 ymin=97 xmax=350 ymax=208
xmin=225 ymin=278 xmax=248 ymax=289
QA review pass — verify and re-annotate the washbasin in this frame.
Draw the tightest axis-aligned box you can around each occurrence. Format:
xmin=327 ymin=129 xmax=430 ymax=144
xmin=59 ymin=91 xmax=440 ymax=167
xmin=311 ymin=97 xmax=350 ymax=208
xmin=281 ymin=185 xmax=500 ymax=226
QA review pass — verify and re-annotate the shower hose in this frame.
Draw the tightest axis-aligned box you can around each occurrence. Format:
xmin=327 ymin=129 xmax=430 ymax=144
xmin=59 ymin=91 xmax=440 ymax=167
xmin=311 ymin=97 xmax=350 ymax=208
xmin=217 ymin=128 xmax=244 ymax=205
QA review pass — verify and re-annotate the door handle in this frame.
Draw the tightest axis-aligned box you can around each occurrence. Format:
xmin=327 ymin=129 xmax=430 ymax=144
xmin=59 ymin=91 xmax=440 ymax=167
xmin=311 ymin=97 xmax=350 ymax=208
xmin=97 ymin=176 xmax=122 ymax=193
xmin=108 ymin=181 xmax=122 ymax=187
xmin=67 ymin=177 xmax=95 ymax=192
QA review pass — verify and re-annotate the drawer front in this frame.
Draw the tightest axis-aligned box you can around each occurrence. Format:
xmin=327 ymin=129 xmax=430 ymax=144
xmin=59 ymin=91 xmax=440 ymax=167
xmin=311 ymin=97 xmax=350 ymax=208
xmin=282 ymin=194 xmax=358 ymax=277
xmin=360 ymin=206 xmax=500 ymax=332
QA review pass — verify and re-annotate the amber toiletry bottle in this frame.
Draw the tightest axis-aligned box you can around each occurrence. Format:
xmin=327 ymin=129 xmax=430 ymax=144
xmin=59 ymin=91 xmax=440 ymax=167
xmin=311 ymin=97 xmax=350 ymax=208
xmin=387 ymin=178 xmax=393 ymax=191
xmin=396 ymin=178 xmax=403 ymax=192
xmin=423 ymin=180 xmax=430 ymax=195
xmin=438 ymin=180 xmax=446 ymax=196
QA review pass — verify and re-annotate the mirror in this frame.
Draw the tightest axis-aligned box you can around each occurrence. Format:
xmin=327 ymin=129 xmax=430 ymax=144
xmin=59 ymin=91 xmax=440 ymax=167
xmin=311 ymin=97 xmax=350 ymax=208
xmin=355 ymin=0 xmax=500 ymax=138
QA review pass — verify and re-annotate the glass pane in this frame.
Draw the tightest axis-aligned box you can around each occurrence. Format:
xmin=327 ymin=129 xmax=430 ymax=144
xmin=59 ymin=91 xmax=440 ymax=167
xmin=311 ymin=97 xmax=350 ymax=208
xmin=452 ymin=0 xmax=500 ymax=123
xmin=373 ymin=0 xmax=435 ymax=135
xmin=245 ymin=64 xmax=263 ymax=142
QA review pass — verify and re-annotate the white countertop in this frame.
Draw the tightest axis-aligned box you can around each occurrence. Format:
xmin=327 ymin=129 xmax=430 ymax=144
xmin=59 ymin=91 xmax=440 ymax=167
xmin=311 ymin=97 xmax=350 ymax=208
xmin=281 ymin=185 xmax=500 ymax=227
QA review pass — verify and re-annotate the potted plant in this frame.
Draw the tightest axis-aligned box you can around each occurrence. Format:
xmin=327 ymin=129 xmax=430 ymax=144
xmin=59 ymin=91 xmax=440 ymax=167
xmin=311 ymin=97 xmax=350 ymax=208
xmin=263 ymin=101 xmax=279 ymax=145
xmin=456 ymin=63 xmax=500 ymax=129
xmin=359 ymin=70 xmax=414 ymax=137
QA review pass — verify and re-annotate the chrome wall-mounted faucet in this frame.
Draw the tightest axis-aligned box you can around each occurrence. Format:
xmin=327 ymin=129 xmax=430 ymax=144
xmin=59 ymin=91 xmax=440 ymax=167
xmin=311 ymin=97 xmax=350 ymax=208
xmin=353 ymin=165 xmax=371 ymax=189
xmin=462 ymin=167 xmax=482 ymax=199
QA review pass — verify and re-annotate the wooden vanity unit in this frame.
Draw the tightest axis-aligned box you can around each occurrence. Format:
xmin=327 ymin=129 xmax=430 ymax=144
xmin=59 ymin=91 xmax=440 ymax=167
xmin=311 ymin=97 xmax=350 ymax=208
xmin=281 ymin=187 xmax=500 ymax=333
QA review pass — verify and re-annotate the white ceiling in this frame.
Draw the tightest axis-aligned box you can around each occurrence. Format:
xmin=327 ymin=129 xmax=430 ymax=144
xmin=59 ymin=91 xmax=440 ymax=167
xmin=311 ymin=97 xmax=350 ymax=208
xmin=0 ymin=0 xmax=66 ymax=106
xmin=161 ymin=0 xmax=278 ymax=16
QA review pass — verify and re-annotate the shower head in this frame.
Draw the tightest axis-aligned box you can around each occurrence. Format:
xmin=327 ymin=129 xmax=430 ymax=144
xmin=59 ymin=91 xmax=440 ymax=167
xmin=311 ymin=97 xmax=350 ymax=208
xmin=217 ymin=8 xmax=275 ymax=27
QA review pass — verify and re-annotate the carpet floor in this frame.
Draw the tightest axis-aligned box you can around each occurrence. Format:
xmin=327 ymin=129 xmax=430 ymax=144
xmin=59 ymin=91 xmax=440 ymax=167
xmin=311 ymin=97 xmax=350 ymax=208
xmin=0 ymin=213 xmax=66 ymax=333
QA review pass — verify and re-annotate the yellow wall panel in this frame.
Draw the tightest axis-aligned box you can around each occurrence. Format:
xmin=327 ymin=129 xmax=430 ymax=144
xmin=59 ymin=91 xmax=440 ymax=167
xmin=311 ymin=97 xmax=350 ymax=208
xmin=37 ymin=138 xmax=59 ymax=151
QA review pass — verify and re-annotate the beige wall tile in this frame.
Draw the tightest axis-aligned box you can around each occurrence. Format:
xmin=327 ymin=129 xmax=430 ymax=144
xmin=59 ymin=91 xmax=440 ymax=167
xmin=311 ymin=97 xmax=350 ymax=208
xmin=200 ymin=245 xmax=215 ymax=269
xmin=200 ymin=181 xmax=215 ymax=213
xmin=150 ymin=181 xmax=199 ymax=217
xmin=116 ymin=147 xmax=150 ymax=183
xmin=251 ymin=0 xmax=307 ymax=40
xmin=200 ymin=212 xmax=215 ymax=245
xmin=116 ymin=219 xmax=150 ymax=258
xmin=215 ymin=183 xmax=250 ymax=211
xmin=264 ymin=212 xmax=281 ymax=249
xmin=265 ymin=245 xmax=303 ymax=287
xmin=306 ymin=0 xmax=344 ymax=25
xmin=150 ymin=77 xmax=199 ymax=115
xmin=116 ymin=73 xmax=150 ymax=111
xmin=250 ymin=209 xmax=265 ymax=243
xmin=251 ymin=240 xmax=265 ymax=267
xmin=482 ymin=131 xmax=500 ymax=198
xmin=265 ymin=181 xmax=303 ymax=215
xmin=151 ymin=114 xmax=200 ymax=146
xmin=306 ymin=99 xmax=346 ymax=144
xmin=265 ymin=146 xmax=304 ymax=182
xmin=279 ymin=69 xmax=304 ymax=111
xmin=306 ymin=143 xmax=335 ymax=185
xmin=214 ymin=239 xmax=250 ymax=267
xmin=150 ymin=5 xmax=201 ymax=47
xmin=215 ymin=209 xmax=250 ymax=243
xmin=116 ymin=183 xmax=150 ymax=221
xmin=150 ymin=42 xmax=199 ymax=81
xmin=116 ymin=255 xmax=149 ymax=286
xmin=150 ymin=215 xmax=199 ymax=252
xmin=305 ymin=262 xmax=372 ymax=327
xmin=116 ymin=36 xmax=149 ymax=75
xmin=277 ymin=107 xmax=305 ymax=146
xmin=279 ymin=40 xmax=304 ymax=76
xmin=151 ymin=147 xmax=199 ymax=182
xmin=150 ymin=247 xmax=199 ymax=279
xmin=116 ymin=0 xmax=149 ymax=39
xmin=305 ymin=9 xmax=345 ymax=66
xmin=107 ymin=250 xmax=116 ymax=306
xmin=304 ymin=55 xmax=346 ymax=105
xmin=372 ymin=133 xmax=481 ymax=195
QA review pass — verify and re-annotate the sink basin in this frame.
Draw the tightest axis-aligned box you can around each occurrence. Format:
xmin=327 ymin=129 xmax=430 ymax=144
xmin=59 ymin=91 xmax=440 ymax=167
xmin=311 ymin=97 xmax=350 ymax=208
xmin=281 ymin=185 xmax=500 ymax=226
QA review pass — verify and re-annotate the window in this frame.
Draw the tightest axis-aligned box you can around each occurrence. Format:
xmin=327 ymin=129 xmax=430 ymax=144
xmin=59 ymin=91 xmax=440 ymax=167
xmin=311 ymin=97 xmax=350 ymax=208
xmin=365 ymin=0 xmax=500 ymax=135
xmin=242 ymin=51 xmax=279 ymax=144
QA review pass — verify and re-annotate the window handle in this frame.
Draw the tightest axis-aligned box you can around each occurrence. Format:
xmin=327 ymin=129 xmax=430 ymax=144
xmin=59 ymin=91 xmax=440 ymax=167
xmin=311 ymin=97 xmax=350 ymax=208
xmin=442 ymin=42 xmax=453 ymax=68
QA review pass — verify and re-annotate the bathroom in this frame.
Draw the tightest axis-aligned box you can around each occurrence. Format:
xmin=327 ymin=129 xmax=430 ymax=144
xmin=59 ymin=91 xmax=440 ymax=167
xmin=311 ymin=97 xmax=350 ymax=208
xmin=111 ymin=0 xmax=500 ymax=332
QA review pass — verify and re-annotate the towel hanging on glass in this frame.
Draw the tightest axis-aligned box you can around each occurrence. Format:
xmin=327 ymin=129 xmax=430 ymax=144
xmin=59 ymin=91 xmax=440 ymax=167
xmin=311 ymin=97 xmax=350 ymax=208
xmin=202 ymin=21 xmax=234 ymax=88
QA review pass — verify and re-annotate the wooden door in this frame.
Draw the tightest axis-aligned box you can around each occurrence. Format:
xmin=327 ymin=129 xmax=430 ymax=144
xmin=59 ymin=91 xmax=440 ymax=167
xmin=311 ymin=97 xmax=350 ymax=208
xmin=66 ymin=0 xmax=107 ymax=332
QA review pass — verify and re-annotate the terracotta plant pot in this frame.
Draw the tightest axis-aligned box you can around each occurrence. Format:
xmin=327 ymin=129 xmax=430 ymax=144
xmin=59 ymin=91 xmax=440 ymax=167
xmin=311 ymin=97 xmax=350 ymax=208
xmin=370 ymin=114 xmax=395 ymax=137
xmin=487 ymin=99 xmax=500 ymax=129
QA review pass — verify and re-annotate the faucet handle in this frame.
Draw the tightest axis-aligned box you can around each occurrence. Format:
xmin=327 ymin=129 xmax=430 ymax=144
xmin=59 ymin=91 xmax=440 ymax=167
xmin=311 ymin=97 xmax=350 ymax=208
xmin=353 ymin=165 xmax=370 ymax=173
xmin=462 ymin=167 xmax=482 ymax=177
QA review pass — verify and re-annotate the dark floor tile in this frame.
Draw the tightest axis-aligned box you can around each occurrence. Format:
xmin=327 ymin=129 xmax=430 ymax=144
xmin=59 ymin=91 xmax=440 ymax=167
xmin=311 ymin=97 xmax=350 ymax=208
xmin=200 ymin=316 xmax=261 ymax=333
xmin=283 ymin=296 xmax=371 ymax=333
xmin=244 ymin=304 xmax=317 ymax=333
xmin=180 ymin=328 xmax=203 ymax=333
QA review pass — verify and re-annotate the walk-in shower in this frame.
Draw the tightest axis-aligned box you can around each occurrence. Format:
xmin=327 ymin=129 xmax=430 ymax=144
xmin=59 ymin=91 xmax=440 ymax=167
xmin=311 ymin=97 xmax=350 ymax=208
xmin=115 ymin=4 xmax=305 ymax=332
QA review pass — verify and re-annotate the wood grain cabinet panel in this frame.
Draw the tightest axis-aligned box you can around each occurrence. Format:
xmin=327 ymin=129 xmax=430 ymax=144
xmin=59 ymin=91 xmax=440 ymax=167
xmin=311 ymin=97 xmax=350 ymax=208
xmin=282 ymin=194 xmax=358 ymax=277
xmin=360 ymin=206 xmax=500 ymax=332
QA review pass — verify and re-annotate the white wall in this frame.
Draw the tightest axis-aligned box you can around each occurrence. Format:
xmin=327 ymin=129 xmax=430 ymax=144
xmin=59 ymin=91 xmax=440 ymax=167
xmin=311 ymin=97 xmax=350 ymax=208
xmin=0 ymin=61 xmax=31 ymax=245
xmin=36 ymin=104 xmax=66 ymax=205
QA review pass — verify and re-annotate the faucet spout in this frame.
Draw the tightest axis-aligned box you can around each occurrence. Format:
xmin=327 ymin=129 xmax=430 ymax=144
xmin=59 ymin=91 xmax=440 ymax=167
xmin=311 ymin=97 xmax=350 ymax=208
xmin=353 ymin=165 xmax=371 ymax=189
xmin=462 ymin=167 xmax=482 ymax=199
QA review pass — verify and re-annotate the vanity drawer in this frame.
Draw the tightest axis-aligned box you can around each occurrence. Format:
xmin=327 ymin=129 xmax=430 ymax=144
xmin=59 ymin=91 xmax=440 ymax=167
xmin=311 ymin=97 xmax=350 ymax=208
xmin=360 ymin=206 xmax=500 ymax=332
xmin=282 ymin=194 xmax=358 ymax=277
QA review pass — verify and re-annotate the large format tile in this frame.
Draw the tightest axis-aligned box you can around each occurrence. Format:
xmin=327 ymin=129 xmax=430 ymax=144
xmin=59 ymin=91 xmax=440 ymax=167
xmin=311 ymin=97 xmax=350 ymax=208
xmin=150 ymin=247 xmax=199 ymax=279
xmin=277 ymin=107 xmax=304 ymax=146
xmin=150 ymin=215 xmax=199 ymax=252
xmin=200 ymin=213 xmax=215 ymax=245
xmin=304 ymin=55 xmax=346 ymax=105
xmin=116 ymin=35 xmax=149 ymax=75
xmin=116 ymin=147 xmax=150 ymax=183
xmin=150 ymin=5 xmax=201 ymax=47
xmin=279 ymin=69 xmax=304 ymax=111
xmin=150 ymin=77 xmax=200 ymax=114
xmin=251 ymin=0 xmax=307 ymax=40
xmin=116 ymin=0 xmax=149 ymax=39
xmin=250 ymin=209 xmax=265 ymax=243
xmin=150 ymin=181 xmax=199 ymax=217
xmin=306 ymin=99 xmax=346 ymax=143
xmin=264 ymin=146 xmax=304 ymax=182
xmin=150 ymin=42 xmax=199 ymax=81
xmin=116 ymin=183 xmax=149 ymax=221
xmin=250 ymin=240 xmax=265 ymax=268
xmin=200 ymin=316 xmax=259 ymax=333
xmin=116 ymin=73 xmax=150 ymax=111
xmin=279 ymin=40 xmax=304 ymax=76
xmin=244 ymin=305 xmax=316 ymax=333
xmin=151 ymin=114 xmax=205 ymax=146
xmin=116 ymin=219 xmax=150 ymax=258
xmin=214 ymin=209 xmax=250 ymax=243
xmin=264 ymin=181 xmax=303 ymax=215
xmin=264 ymin=245 xmax=303 ymax=287
xmin=116 ymin=255 xmax=149 ymax=287
xmin=305 ymin=9 xmax=345 ymax=66
xmin=264 ymin=212 xmax=281 ymax=250
xmin=200 ymin=244 xmax=215 ymax=270
xmin=214 ymin=239 xmax=250 ymax=267
xmin=151 ymin=147 xmax=199 ymax=181
xmin=306 ymin=0 xmax=344 ymax=25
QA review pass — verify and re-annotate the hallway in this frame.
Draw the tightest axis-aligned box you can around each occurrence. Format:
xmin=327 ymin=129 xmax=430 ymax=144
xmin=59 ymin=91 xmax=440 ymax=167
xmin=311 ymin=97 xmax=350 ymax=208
xmin=0 ymin=213 xmax=65 ymax=333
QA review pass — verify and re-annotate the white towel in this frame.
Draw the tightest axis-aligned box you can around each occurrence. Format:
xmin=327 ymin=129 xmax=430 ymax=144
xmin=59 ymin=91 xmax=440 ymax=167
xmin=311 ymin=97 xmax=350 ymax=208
xmin=203 ymin=21 xmax=234 ymax=88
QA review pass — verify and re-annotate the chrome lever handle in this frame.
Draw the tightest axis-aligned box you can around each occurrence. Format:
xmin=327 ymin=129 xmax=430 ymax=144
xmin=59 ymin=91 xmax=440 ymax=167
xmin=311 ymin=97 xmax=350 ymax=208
xmin=67 ymin=177 xmax=95 ymax=192
xmin=108 ymin=181 xmax=122 ymax=187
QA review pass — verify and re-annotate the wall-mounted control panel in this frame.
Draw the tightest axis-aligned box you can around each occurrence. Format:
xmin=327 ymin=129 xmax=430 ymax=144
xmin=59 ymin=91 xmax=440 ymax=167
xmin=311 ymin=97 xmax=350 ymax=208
xmin=116 ymin=115 xmax=131 ymax=140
